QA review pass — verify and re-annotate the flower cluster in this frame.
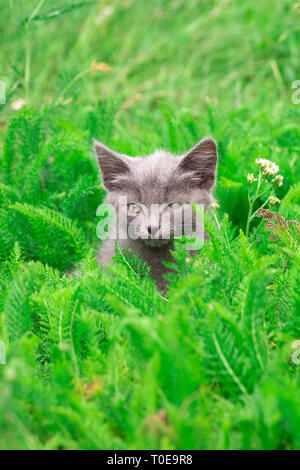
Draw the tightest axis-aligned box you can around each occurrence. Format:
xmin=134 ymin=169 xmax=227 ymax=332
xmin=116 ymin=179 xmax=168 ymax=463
xmin=268 ymin=196 xmax=281 ymax=205
xmin=271 ymin=174 xmax=284 ymax=187
xmin=247 ymin=173 xmax=257 ymax=184
xmin=255 ymin=158 xmax=279 ymax=176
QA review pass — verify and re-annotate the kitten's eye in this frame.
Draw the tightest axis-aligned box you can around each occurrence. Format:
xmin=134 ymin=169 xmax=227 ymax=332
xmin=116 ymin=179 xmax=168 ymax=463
xmin=166 ymin=202 xmax=181 ymax=211
xmin=128 ymin=203 xmax=141 ymax=215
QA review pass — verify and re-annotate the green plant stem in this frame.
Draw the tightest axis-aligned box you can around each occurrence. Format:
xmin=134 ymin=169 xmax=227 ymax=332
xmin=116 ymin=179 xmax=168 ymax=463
xmin=212 ymin=208 xmax=221 ymax=230
xmin=250 ymin=197 xmax=269 ymax=221
xmin=245 ymin=200 xmax=253 ymax=238
xmin=53 ymin=68 xmax=91 ymax=107
xmin=28 ymin=0 xmax=46 ymax=22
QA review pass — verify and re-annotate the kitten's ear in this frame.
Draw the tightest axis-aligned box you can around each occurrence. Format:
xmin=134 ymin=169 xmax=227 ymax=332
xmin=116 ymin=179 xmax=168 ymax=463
xmin=93 ymin=139 xmax=131 ymax=190
xmin=179 ymin=137 xmax=218 ymax=190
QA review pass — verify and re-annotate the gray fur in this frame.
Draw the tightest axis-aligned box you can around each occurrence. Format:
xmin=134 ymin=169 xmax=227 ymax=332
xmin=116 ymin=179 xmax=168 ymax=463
xmin=94 ymin=138 xmax=218 ymax=291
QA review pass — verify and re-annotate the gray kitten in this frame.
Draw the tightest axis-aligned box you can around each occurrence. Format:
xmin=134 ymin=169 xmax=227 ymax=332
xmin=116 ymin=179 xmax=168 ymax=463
xmin=94 ymin=137 xmax=218 ymax=291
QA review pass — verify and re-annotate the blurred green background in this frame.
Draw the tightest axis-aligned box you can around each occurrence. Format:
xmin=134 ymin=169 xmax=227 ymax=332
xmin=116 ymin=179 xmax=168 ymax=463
xmin=0 ymin=0 xmax=300 ymax=451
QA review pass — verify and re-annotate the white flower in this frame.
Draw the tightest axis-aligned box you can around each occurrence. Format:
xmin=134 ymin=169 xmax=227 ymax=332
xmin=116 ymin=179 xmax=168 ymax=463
xmin=247 ymin=173 xmax=257 ymax=184
xmin=255 ymin=158 xmax=279 ymax=176
xmin=271 ymin=174 xmax=283 ymax=187
xmin=211 ymin=201 xmax=220 ymax=209
xmin=268 ymin=196 xmax=281 ymax=205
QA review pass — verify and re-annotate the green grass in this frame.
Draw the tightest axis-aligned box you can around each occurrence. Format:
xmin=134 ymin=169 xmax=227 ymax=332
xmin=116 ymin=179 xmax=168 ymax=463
xmin=0 ymin=0 xmax=299 ymax=450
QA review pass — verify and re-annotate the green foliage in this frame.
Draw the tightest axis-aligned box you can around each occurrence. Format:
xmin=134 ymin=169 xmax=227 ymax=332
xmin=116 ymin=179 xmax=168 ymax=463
xmin=0 ymin=0 xmax=300 ymax=451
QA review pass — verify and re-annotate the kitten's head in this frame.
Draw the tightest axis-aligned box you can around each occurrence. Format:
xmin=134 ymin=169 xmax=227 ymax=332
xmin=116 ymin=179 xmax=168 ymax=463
xmin=94 ymin=138 xmax=218 ymax=247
